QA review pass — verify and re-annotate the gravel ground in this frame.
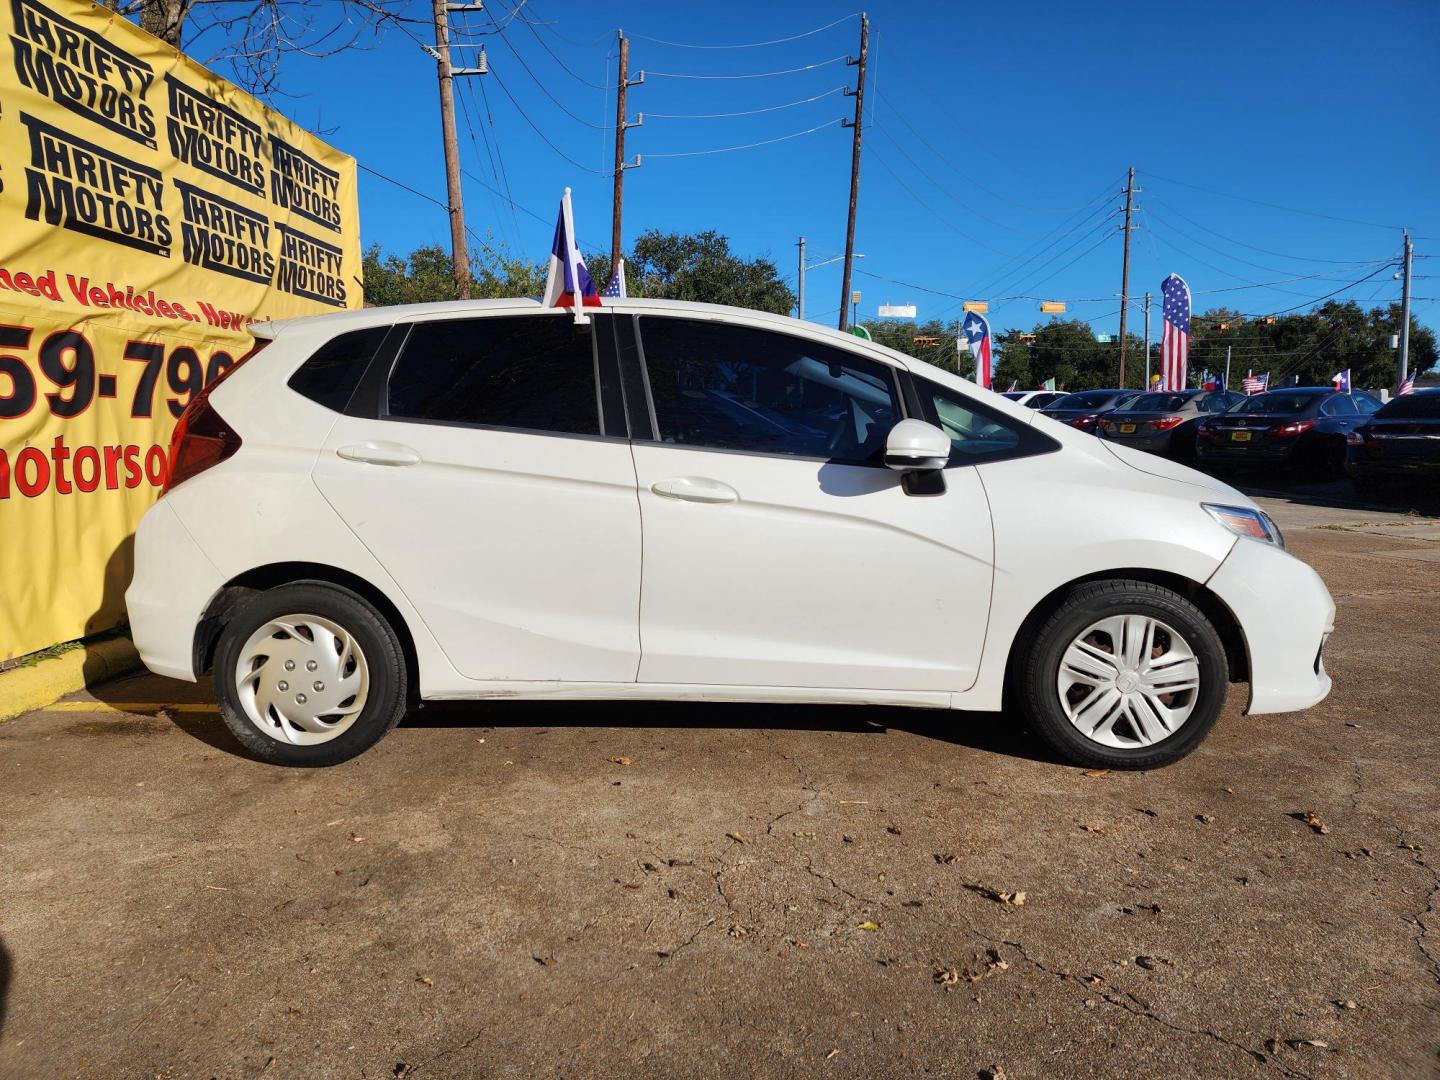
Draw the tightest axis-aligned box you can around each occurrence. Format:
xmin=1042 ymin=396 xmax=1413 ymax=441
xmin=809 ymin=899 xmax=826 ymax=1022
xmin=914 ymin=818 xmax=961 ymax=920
xmin=1 ymin=480 xmax=1437 ymax=1079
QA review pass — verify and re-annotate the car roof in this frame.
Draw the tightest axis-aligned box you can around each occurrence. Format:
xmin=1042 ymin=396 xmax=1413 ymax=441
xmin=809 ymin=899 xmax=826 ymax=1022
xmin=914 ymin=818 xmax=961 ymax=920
xmin=251 ymin=295 xmax=944 ymax=376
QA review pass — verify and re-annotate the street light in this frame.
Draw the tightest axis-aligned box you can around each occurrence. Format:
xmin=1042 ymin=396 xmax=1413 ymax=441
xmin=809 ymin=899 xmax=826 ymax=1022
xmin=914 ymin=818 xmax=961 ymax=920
xmin=795 ymin=236 xmax=864 ymax=321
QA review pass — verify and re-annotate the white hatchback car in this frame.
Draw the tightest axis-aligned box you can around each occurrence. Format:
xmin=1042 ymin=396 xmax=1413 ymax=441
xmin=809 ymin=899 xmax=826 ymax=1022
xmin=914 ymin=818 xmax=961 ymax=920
xmin=127 ymin=298 xmax=1334 ymax=768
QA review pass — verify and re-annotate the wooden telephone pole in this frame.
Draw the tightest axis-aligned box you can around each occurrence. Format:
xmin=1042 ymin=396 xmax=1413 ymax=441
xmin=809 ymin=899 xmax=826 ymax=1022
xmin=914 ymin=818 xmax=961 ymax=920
xmin=431 ymin=0 xmax=471 ymax=299
xmin=837 ymin=14 xmax=868 ymax=332
xmin=610 ymin=33 xmax=644 ymax=276
xmin=1117 ymin=166 xmax=1136 ymax=386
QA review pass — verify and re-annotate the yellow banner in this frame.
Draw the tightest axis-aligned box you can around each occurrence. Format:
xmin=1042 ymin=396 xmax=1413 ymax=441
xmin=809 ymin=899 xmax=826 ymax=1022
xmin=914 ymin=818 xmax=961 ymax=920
xmin=0 ymin=0 xmax=362 ymax=659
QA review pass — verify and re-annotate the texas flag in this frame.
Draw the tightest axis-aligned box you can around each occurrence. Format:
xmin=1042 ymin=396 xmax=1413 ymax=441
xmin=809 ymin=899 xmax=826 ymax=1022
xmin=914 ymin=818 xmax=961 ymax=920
xmin=542 ymin=187 xmax=600 ymax=311
xmin=1332 ymin=369 xmax=1351 ymax=393
xmin=961 ymin=311 xmax=992 ymax=389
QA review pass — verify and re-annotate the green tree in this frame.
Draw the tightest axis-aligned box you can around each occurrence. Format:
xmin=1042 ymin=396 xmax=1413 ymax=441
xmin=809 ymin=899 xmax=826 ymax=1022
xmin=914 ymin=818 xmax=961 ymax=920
xmin=858 ymin=318 xmax=964 ymax=375
xmin=629 ymin=230 xmax=795 ymax=314
xmin=361 ymin=237 xmax=546 ymax=307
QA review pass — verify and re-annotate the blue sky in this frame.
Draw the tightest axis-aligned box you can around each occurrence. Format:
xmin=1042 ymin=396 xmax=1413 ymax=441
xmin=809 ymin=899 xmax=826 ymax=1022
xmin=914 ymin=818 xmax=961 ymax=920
xmin=267 ymin=1 xmax=1439 ymax=336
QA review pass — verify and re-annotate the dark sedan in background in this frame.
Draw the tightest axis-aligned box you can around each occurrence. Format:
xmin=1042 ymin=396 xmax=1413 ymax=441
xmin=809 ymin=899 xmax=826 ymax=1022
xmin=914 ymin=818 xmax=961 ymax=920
xmin=1039 ymin=389 xmax=1141 ymax=432
xmin=1346 ymin=388 xmax=1440 ymax=492
xmin=1096 ymin=388 xmax=1245 ymax=460
xmin=1196 ymin=387 xmax=1382 ymax=476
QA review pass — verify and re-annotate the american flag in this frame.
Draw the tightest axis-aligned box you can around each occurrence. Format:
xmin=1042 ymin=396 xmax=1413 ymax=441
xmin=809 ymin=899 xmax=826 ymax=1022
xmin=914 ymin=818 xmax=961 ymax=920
xmin=1160 ymin=274 xmax=1191 ymax=391
xmin=1242 ymin=372 xmax=1269 ymax=395
xmin=961 ymin=311 xmax=992 ymax=389
xmin=602 ymin=259 xmax=627 ymax=299
xmin=1398 ymin=373 xmax=1415 ymax=396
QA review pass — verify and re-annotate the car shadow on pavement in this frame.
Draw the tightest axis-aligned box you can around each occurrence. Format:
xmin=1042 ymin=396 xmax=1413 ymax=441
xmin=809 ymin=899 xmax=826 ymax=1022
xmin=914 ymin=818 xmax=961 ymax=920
xmin=1231 ymin=474 xmax=1440 ymax=517
xmin=403 ymin=699 xmax=1064 ymax=766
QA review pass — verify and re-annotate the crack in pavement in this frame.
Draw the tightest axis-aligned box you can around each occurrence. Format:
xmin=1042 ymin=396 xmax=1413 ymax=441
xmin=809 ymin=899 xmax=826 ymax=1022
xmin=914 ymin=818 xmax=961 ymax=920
xmin=997 ymin=938 xmax=1318 ymax=1080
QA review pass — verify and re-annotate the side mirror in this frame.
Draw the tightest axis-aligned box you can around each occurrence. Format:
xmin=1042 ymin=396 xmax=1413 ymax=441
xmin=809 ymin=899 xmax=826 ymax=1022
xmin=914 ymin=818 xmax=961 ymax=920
xmin=884 ymin=419 xmax=951 ymax=472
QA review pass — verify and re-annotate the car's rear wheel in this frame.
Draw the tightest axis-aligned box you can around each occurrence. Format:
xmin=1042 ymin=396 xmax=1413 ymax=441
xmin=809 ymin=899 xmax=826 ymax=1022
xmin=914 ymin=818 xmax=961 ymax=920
xmin=1016 ymin=580 xmax=1229 ymax=769
xmin=214 ymin=583 xmax=408 ymax=766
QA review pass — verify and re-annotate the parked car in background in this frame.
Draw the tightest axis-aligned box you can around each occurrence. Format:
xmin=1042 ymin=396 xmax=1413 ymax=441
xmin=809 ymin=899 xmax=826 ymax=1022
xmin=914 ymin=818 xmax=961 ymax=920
xmin=1196 ymin=387 xmax=1382 ymax=477
xmin=1040 ymin=389 xmax=1142 ymax=433
xmin=1001 ymin=390 xmax=1066 ymax=410
xmin=127 ymin=298 xmax=1334 ymax=771
xmin=1346 ymin=388 xmax=1440 ymax=492
xmin=1097 ymin=389 xmax=1245 ymax=461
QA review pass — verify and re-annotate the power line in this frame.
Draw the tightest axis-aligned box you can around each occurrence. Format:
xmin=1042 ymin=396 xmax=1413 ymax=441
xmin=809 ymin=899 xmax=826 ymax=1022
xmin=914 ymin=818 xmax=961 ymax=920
xmin=644 ymin=55 xmax=849 ymax=80
xmin=487 ymin=28 xmax=607 ymax=129
xmin=503 ymin=0 xmax=616 ymax=89
xmin=643 ymin=85 xmax=847 ymax=120
xmin=639 ymin=118 xmax=844 ymax=159
xmin=1143 ymin=194 xmax=1394 ymax=265
xmin=1145 ymin=204 xmax=1394 ymax=277
xmin=1142 ymin=170 xmax=1403 ymax=232
xmin=868 ymin=149 xmax=1016 ymax=257
xmin=487 ymin=63 xmax=612 ymax=174
xmin=629 ymin=13 xmax=861 ymax=50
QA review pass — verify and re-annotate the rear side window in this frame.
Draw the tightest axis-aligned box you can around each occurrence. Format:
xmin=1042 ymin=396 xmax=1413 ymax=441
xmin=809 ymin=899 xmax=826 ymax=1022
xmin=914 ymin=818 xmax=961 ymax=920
xmin=387 ymin=315 xmax=599 ymax=435
xmin=288 ymin=325 xmax=390 ymax=412
xmin=1376 ymin=392 xmax=1440 ymax=419
xmin=1322 ymin=395 xmax=1357 ymax=416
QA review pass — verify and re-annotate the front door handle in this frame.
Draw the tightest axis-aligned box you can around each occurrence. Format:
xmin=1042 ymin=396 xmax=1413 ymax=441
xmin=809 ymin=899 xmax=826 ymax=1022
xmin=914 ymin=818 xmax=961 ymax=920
xmin=337 ymin=442 xmax=422 ymax=467
xmin=651 ymin=476 xmax=738 ymax=504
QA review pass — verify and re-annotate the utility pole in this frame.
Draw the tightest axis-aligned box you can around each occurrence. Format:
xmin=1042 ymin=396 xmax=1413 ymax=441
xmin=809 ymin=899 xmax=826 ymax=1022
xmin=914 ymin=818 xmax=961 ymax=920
xmin=1142 ymin=291 xmax=1152 ymax=387
xmin=1117 ymin=166 xmax=1136 ymax=386
xmin=1399 ymin=229 xmax=1413 ymax=385
xmin=838 ymin=14 xmax=868 ymax=332
xmin=431 ymin=0 xmax=472 ymax=299
xmin=796 ymin=236 xmax=806 ymax=320
xmin=610 ymin=33 xmax=643 ymax=277
xmin=1143 ymin=290 xmax=1152 ymax=387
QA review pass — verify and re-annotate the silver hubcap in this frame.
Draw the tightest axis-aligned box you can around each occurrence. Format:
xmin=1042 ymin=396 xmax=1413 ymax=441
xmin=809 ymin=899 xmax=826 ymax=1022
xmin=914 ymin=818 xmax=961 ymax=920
xmin=234 ymin=614 xmax=368 ymax=746
xmin=1057 ymin=615 xmax=1201 ymax=749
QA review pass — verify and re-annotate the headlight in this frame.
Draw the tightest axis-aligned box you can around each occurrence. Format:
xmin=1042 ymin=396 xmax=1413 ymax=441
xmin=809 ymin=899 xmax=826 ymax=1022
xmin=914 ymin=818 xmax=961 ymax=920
xmin=1202 ymin=503 xmax=1285 ymax=549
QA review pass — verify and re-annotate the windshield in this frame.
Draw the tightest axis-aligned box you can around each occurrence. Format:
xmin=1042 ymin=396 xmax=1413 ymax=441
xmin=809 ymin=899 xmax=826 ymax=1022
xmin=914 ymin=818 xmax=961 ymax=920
xmin=1120 ymin=392 xmax=1191 ymax=412
xmin=1050 ymin=390 xmax=1118 ymax=410
xmin=1376 ymin=392 xmax=1440 ymax=419
xmin=1229 ymin=392 xmax=1319 ymax=415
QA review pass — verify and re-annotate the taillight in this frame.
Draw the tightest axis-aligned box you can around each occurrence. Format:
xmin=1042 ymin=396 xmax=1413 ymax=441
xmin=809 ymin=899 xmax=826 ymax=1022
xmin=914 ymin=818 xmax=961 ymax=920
xmin=1197 ymin=421 xmax=1217 ymax=441
xmin=161 ymin=338 xmax=262 ymax=493
xmin=1070 ymin=414 xmax=1098 ymax=428
xmin=1153 ymin=415 xmax=1186 ymax=431
xmin=1345 ymin=431 xmax=1363 ymax=445
xmin=1271 ymin=419 xmax=1316 ymax=438
xmin=1097 ymin=417 xmax=1112 ymax=430
xmin=164 ymin=398 xmax=242 ymax=493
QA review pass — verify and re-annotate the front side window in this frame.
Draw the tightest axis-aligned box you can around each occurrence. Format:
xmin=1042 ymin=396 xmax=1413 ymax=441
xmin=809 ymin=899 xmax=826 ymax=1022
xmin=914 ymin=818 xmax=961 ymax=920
xmin=638 ymin=317 xmax=898 ymax=464
xmin=387 ymin=315 xmax=599 ymax=435
xmin=920 ymin=379 xmax=1049 ymax=463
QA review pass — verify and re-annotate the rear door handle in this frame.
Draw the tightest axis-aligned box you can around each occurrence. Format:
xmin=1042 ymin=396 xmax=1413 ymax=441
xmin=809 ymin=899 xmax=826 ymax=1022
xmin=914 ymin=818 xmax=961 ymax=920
xmin=337 ymin=442 xmax=422 ymax=467
xmin=651 ymin=476 xmax=738 ymax=504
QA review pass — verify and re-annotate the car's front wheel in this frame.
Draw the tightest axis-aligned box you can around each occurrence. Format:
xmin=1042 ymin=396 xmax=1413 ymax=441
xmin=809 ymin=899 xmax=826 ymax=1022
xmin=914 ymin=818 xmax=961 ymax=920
xmin=1016 ymin=579 xmax=1229 ymax=769
xmin=213 ymin=582 xmax=409 ymax=766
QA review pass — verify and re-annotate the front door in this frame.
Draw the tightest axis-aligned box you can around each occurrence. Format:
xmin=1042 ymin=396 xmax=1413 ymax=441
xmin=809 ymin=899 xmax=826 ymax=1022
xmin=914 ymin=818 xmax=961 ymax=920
xmin=627 ymin=315 xmax=994 ymax=693
xmin=313 ymin=312 xmax=642 ymax=683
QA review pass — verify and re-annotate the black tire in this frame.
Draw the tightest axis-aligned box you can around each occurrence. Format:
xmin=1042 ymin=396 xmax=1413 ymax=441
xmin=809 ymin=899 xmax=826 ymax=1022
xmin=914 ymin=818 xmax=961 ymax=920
xmin=213 ymin=582 xmax=409 ymax=766
xmin=1016 ymin=579 xmax=1229 ymax=770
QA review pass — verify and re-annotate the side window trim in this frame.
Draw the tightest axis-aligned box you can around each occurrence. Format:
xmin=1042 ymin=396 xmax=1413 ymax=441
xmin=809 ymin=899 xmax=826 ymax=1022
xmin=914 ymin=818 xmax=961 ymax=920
xmin=344 ymin=322 xmax=411 ymax=420
xmin=631 ymin=314 xmax=905 ymax=467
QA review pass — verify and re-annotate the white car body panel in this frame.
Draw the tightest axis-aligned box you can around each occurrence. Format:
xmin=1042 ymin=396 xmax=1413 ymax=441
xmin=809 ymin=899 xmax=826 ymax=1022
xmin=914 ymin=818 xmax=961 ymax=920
xmin=125 ymin=296 xmax=1335 ymax=727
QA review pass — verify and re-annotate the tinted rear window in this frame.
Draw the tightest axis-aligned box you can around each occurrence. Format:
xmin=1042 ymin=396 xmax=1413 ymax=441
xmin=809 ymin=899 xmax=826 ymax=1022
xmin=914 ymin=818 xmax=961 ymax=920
xmin=288 ymin=325 xmax=390 ymax=412
xmin=1050 ymin=391 xmax=1118 ymax=410
xmin=1376 ymin=392 xmax=1440 ymax=419
xmin=1121 ymin=392 xmax=1192 ymax=411
xmin=1230 ymin=392 xmax=1319 ymax=415
xmin=387 ymin=315 xmax=599 ymax=435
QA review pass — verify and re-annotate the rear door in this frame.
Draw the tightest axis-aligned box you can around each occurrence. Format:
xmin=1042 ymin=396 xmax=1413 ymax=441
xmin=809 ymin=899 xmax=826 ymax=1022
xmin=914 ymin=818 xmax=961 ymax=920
xmin=313 ymin=312 xmax=642 ymax=683
xmin=626 ymin=314 xmax=996 ymax=693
